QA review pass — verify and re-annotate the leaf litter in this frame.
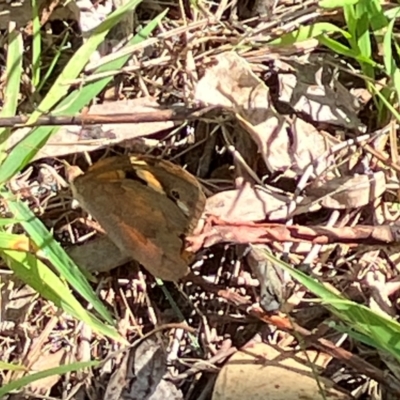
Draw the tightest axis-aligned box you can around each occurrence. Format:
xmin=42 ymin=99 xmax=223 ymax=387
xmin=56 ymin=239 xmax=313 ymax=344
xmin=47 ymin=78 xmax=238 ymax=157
xmin=3 ymin=1 xmax=400 ymax=399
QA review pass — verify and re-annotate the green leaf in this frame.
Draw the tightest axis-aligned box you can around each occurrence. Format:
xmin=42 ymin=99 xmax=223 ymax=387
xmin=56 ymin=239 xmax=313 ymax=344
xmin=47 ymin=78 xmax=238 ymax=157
xmin=31 ymin=0 xmax=41 ymax=87
xmin=343 ymin=4 xmax=357 ymax=49
xmin=383 ymin=12 xmax=395 ymax=75
xmin=371 ymin=83 xmax=400 ymax=123
xmin=0 ymin=231 xmax=33 ymax=250
xmin=364 ymin=0 xmax=387 ymax=31
xmin=318 ymin=35 xmax=376 ymax=66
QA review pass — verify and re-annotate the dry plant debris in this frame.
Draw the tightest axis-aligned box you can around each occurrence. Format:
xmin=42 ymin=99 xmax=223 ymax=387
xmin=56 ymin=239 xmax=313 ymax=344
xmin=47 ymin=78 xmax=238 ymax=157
xmin=3 ymin=0 xmax=400 ymax=399
xmin=212 ymin=343 xmax=351 ymax=400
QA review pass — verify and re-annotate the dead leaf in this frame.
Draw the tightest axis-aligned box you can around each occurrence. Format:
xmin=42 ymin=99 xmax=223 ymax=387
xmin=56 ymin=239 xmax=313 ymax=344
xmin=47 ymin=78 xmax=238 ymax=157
xmin=278 ymin=55 xmax=365 ymax=131
xmin=188 ymin=219 xmax=400 ymax=252
xmin=67 ymin=236 xmax=132 ymax=273
xmin=105 ymin=338 xmax=183 ymax=400
xmin=301 ymin=171 xmax=386 ymax=210
xmin=212 ymin=343 xmax=351 ymax=400
xmin=205 ymin=185 xmax=299 ymax=222
xmin=28 ymin=348 xmax=67 ymax=394
xmin=247 ymin=244 xmax=293 ymax=312
xmin=195 ymin=53 xmax=331 ymax=175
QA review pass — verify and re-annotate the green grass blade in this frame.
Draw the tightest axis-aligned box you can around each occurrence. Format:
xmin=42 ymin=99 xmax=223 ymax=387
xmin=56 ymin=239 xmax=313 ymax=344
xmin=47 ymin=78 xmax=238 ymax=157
xmin=371 ymin=83 xmax=400 ymax=122
xmin=318 ymin=35 xmax=377 ymax=66
xmin=356 ymin=11 xmax=374 ymax=78
xmin=36 ymin=32 xmax=70 ymax=94
xmin=0 ymin=7 xmax=166 ymax=185
xmin=0 ymin=24 xmax=23 ymax=156
xmin=258 ymin=248 xmax=400 ymax=359
xmin=28 ymin=0 xmax=143 ymax=122
xmin=0 ymin=362 xmax=27 ymax=372
xmin=0 ymin=231 xmax=33 ymax=250
xmin=383 ymin=16 xmax=396 ymax=76
xmin=343 ymin=4 xmax=358 ymax=49
xmin=364 ymin=0 xmax=387 ymax=32
xmin=2 ymin=190 xmax=113 ymax=324
xmin=52 ymin=8 xmax=168 ymax=117
xmin=31 ymin=0 xmax=41 ymax=87
xmin=2 ymin=248 xmax=122 ymax=341
xmin=0 ymin=361 xmax=99 ymax=398
xmin=319 ymin=0 xmax=360 ymax=7
xmin=269 ymin=22 xmax=350 ymax=46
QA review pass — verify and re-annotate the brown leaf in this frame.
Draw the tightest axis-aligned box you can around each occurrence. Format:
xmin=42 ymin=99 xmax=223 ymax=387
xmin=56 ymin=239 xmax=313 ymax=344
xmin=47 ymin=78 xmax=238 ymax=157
xmin=300 ymin=171 xmax=386 ymax=210
xmin=205 ymin=185 xmax=296 ymax=222
xmin=27 ymin=349 xmax=67 ymax=395
xmin=277 ymin=55 xmax=365 ymax=130
xmin=105 ymin=338 xmax=183 ymax=400
xmin=195 ymin=53 xmax=331 ymax=175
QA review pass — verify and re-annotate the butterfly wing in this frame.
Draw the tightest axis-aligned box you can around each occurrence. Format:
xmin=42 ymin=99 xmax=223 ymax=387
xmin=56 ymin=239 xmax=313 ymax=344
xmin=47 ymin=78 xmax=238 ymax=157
xmin=130 ymin=156 xmax=206 ymax=232
xmin=72 ymin=170 xmax=190 ymax=281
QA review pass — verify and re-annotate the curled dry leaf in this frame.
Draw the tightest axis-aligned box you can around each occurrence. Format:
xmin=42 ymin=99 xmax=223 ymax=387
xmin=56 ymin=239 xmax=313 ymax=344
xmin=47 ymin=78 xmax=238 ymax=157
xmin=246 ymin=244 xmax=293 ymax=312
xmin=105 ymin=338 xmax=183 ymax=400
xmin=277 ymin=56 xmax=365 ymax=131
xmin=212 ymin=343 xmax=351 ymax=400
xmin=205 ymin=185 xmax=299 ymax=222
xmin=300 ymin=171 xmax=386 ymax=210
xmin=27 ymin=349 xmax=67 ymax=395
xmin=188 ymin=220 xmax=400 ymax=253
xmin=195 ymin=52 xmax=331 ymax=175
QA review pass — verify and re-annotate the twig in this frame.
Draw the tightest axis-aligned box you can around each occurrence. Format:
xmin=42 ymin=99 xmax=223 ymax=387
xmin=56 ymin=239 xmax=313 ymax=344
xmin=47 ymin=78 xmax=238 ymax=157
xmin=0 ymin=106 xmax=218 ymax=128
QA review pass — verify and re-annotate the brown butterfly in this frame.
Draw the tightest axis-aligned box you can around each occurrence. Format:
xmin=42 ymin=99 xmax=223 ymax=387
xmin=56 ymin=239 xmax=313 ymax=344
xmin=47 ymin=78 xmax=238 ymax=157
xmin=68 ymin=154 xmax=206 ymax=281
